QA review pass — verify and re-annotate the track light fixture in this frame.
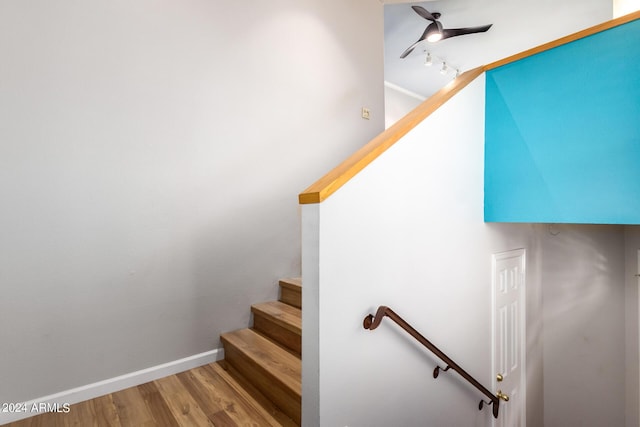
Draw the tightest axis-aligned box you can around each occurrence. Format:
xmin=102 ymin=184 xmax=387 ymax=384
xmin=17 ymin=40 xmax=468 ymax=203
xmin=424 ymin=52 xmax=432 ymax=66
xmin=422 ymin=51 xmax=459 ymax=79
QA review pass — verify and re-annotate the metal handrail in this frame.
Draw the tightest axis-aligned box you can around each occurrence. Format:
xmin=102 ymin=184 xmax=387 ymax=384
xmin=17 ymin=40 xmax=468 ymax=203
xmin=363 ymin=305 xmax=502 ymax=418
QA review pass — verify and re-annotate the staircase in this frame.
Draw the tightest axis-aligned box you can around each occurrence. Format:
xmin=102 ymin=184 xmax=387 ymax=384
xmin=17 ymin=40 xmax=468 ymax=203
xmin=220 ymin=278 xmax=302 ymax=425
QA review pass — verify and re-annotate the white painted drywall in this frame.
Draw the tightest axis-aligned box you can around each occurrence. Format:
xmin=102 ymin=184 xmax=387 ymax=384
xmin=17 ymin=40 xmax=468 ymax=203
xmin=0 ymin=0 xmax=384 ymax=403
xmin=624 ymin=226 xmax=640 ymax=427
xmin=303 ymin=75 xmax=546 ymax=426
xmin=542 ymin=224 xmax=626 ymax=427
xmin=302 ymin=73 xmax=631 ymax=425
xmin=383 ymin=81 xmax=425 ymax=128
xmin=301 ymin=203 xmax=321 ymax=427
xmin=614 ymin=0 xmax=640 ymax=16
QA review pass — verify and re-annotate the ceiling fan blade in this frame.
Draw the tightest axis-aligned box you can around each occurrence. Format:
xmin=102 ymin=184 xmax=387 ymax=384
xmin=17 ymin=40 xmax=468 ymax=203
xmin=400 ymin=40 xmax=421 ymax=58
xmin=441 ymin=24 xmax=492 ymax=40
xmin=400 ymin=27 xmax=429 ymax=58
xmin=411 ymin=5 xmax=436 ymax=21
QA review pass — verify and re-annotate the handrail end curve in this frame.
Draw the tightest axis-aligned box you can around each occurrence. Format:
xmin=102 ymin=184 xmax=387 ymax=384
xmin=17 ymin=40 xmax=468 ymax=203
xmin=363 ymin=306 xmax=390 ymax=331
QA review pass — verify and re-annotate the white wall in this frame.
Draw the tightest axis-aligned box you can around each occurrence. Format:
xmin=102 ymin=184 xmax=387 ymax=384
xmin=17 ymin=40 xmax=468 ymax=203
xmin=303 ymin=75 xmax=545 ymax=426
xmin=0 ymin=0 xmax=384 ymax=404
xmin=384 ymin=81 xmax=425 ymax=128
xmin=542 ymin=225 xmax=626 ymax=427
xmin=614 ymin=0 xmax=640 ymax=16
xmin=303 ymin=74 xmax=631 ymax=426
xmin=625 ymin=226 xmax=640 ymax=427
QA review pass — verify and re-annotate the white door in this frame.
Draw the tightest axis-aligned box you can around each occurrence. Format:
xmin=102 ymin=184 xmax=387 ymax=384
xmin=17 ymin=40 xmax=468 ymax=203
xmin=492 ymin=249 xmax=526 ymax=427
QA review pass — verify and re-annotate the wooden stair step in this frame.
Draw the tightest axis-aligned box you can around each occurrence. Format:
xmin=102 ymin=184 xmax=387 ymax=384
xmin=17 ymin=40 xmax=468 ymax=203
xmin=221 ymin=328 xmax=301 ymax=424
xmin=252 ymin=301 xmax=302 ymax=334
xmin=252 ymin=301 xmax=302 ymax=356
xmin=279 ymin=277 xmax=302 ymax=309
xmin=205 ymin=362 xmax=298 ymax=427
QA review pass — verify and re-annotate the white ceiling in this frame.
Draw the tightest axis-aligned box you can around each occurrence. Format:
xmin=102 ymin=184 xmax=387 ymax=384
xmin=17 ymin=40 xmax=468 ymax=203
xmin=384 ymin=0 xmax=613 ymax=98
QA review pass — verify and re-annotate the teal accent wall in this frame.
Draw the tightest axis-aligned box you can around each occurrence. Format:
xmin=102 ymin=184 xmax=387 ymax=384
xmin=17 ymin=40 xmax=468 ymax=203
xmin=485 ymin=19 xmax=640 ymax=224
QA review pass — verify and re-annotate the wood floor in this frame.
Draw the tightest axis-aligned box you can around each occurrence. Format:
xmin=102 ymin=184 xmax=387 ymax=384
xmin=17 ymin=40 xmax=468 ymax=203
xmin=4 ymin=278 xmax=302 ymax=427
xmin=3 ymin=361 xmax=297 ymax=427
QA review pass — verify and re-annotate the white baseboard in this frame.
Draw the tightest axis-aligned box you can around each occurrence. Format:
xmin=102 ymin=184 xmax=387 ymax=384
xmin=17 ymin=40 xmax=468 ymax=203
xmin=0 ymin=348 xmax=224 ymax=425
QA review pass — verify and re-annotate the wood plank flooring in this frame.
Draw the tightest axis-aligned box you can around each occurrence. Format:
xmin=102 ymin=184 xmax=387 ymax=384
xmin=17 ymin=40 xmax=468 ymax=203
xmin=2 ymin=362 xmax=297 ymax=427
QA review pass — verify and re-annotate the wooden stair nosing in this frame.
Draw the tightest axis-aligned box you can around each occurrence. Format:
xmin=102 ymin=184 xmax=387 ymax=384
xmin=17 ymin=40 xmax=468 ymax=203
xmin=252 ymin=321 xmax=301 ymax=358
xmin=279 ymin=277 xmax=302 ymax=290
xmin=251 ymin=300 xmax=302 ymax=356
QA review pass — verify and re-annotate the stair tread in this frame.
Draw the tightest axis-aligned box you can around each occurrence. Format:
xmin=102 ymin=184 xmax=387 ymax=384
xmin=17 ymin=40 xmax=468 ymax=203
xmin=252 ymin=301 xmax=301 ymax=335
xmin=221 ymin=328 xmax=301 ymax=396
xmin=279 ymin=277 xmax=301 ymax=290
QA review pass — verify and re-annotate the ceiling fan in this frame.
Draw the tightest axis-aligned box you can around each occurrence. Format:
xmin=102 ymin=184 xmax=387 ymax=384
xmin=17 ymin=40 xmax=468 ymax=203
xmin=400 ymin=5 xmax=493 ymax=59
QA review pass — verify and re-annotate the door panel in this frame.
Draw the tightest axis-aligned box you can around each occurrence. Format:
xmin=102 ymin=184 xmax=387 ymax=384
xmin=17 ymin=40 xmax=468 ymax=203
xmin=493 ymin=249 xmax=526 ymax=427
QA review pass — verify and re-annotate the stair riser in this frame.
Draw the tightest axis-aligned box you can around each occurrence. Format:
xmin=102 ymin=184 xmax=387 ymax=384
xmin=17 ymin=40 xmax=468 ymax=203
xmin=279 ymin=287 xmax=301 ymax=309
xmin=222 ymin=344 xmax=301 ymax=424
xmin=253 ymin=315 xmax=301 ymax=357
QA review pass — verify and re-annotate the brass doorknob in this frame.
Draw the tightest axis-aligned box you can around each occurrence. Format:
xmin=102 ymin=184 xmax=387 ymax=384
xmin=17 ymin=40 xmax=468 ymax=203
xmin=496 ymin=373 xmax=504 ymax=382
xmin=497 ymin=390 xmax=510 ymax=402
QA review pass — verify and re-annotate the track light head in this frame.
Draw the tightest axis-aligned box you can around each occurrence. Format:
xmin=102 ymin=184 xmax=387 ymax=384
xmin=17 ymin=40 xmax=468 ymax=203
xmin=424 ymin=52 xmax=432 ymax=66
